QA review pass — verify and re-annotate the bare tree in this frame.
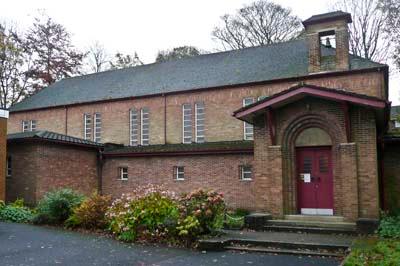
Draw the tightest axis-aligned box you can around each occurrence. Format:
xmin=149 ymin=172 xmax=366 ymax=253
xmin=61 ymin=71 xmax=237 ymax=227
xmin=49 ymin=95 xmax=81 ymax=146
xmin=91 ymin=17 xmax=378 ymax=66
xmin=333 ymin=0 xmax=392 ymax=63
xmin=212 ymin=0 xmax=302 ymax=50
xmin=109 ymin=52 xmax=143 ymax=69
xmin=0 ymin=23 xmax=32 ymax=108
xmin=156 ymin=46 xmax=201 ymax=63
xmin=86 ymin=41 xmax=110 ymax=73
xmin=380 ymin=0 xmax=400 ymax=69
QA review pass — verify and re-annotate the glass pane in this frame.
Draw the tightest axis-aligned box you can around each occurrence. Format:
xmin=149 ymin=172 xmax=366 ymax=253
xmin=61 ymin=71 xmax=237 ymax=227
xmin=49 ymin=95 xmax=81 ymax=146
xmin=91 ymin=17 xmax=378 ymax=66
xmin=303 ymin=157 xmax=312 ymax=173
xmin=319 ymin=155 xmax=329 ymax=173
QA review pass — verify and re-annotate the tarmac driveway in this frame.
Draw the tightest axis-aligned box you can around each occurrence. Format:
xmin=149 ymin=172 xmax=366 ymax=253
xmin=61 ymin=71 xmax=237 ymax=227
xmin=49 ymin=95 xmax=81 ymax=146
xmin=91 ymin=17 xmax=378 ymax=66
xmin=0 ymin=222 xmax=341 ymax=266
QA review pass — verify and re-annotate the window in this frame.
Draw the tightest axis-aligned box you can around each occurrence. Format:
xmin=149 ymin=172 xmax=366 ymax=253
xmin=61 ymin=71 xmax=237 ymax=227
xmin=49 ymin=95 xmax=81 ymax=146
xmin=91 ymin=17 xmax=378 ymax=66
xmin=258 ymin=96 xmax=268 ymax=101
xmin=395 ymin=121 xmax=400 ymax=128
xmin=243 ymin=98 xmax=254 ymax=140
xmin=94 ymin=113 xmax=101 ymax=142
xmin=240 ymin=165 xmax=252 ymax=181
xmin=31 ymin=120 xmax=37 ymax=131
xmin=84 ymin=114 xmax=92 ymax=140
xmin=195 ymin=102 xmax=205 ymax=143
xmin=6 ymin=156 xmax=11 ymax=178
xmin=174 ymin=166 xmax=185 ymax=181
xmin=130 ymin=108 xmax=139 ymax=146
xmin=182 ymin=104 xmax=192 ymax=143
xmin=22 ymin=120 xmax=36 ymax=132
xmin=119 ymin=167 xmax=128 ymax=180
xmin=141 ymin=108 xmax=150 ymax=145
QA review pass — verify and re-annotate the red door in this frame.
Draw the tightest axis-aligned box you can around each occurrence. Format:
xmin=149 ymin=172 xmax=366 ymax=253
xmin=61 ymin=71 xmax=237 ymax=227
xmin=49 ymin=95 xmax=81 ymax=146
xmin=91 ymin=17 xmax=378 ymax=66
xmin=296 ymin=147 xmax=333 ymax=215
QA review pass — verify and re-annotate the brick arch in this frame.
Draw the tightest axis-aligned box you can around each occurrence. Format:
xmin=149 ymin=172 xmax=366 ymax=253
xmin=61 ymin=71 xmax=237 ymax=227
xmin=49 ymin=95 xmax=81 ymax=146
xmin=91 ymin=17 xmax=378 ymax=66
xmin=279 ymin=112 xmax=347 ymax=215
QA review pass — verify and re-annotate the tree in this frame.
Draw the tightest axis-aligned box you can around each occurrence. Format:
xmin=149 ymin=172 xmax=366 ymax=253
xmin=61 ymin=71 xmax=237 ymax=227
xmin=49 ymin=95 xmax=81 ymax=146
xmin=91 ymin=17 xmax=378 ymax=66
xmin=211 ymin=0 xmax=302 ymax=50
xmin=380 ymin=0 xmax=400 ymax=69
xmin=26 ymin=14 xmax=84 ymax=91
xmin=109 ymin=52 xmax=143 ymax=69
xmin=85 ymin=41 xmax=110 ymax=73
xmin=0 ymin=23 xmax=32 ymax=108
xmin=333 ymin=0 xmax=392 ymax=63
xmin=155 ymin=46 xmax=201 ymax=63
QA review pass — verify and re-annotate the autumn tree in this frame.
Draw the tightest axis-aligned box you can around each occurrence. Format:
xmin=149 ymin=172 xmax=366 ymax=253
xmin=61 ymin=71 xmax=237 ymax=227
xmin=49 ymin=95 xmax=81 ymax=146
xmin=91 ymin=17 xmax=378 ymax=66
xmin=26 ymin=14 xmax=84 ymax=91
xmin=0 ymin=23 xmax=32 ymax=108
xmin=155 ymin=46 xmax=201 ymax=63
xmin=85 ymin=41 xmax=110 ymax=73
xmin=109 ymin=52 xmax=143 ymax=69
xmin=212 ymin=0 xmax=302 ymax=50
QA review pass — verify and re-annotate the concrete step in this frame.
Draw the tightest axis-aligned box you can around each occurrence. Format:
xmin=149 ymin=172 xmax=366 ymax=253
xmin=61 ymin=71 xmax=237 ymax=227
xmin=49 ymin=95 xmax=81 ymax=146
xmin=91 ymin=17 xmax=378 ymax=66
xmin=225 ymin=245 xmax=345 ymax=257
xmin=268 ymin=219 xmax=356 ymax=230
xmin=263 ymin=224 xmax=358 ymax=235
xmin=284 ymin=215 xmax=345 ymax=223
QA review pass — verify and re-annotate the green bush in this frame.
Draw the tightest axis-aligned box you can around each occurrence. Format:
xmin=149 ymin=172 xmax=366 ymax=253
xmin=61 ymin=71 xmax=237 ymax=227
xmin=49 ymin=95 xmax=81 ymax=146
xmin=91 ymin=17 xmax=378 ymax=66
xmin=379 ymin=213 xmax=400 ymax=238
xmin=0 ymin=199 xmax=33 ymax=223
xmin=107 ymin=185 xmax=179 ymax=242
xmin=344 ymin=239 xmax=400 ymax=265
xmin=34 ymin=188 xmax=84 ymax=225
xmin=179 ymin=189 xmax=225 ymax=234
xmin=66 ymin=193 xmax=111 ymax=229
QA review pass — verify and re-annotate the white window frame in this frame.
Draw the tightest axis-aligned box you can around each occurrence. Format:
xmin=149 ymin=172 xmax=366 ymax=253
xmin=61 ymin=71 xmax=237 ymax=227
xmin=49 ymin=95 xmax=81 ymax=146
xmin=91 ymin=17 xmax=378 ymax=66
xmin=395 ymin=120 xmax=400 ymax=128
xmin=240 ymin=165 xmax=253 ymax=181
xmin=30 ymin=120 xmax=37 ymax=131
xmin=83 ymin=113 xmax=92 ymax=140
xmin=141 ymin=108 xmax=150 ymax=145
xmin=175 ymin=166 xmax=185 ymax=181
xmin=22 ymin=120 xmax=30 ymax=132
xmin=94 ymin=113 xmax=101 ymax=142
xmin=195 ymin=102 xmax=205 ymax=143
xmin=130 ymin=108 xmax=139 ymax=146
xmin=119 ymin=167 xmax=128 ymax=180
xmin=6 ymin=156 xmax=11 ymax=178
xmin=182 ymin=104 xmax=192 ymax=144
xmin=243 ymin=98 xmax=254 ymax=140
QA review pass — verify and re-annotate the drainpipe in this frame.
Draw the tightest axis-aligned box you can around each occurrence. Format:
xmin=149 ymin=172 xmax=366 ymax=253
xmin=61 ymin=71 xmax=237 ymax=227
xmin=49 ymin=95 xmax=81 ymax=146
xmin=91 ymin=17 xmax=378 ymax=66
xmin=64 ymin=106 xmax=68 ymax=135
xmin=97 ymin=148 xmax=104 ymax=195
xmin=163 ymin=93 xmax=167 ymax=144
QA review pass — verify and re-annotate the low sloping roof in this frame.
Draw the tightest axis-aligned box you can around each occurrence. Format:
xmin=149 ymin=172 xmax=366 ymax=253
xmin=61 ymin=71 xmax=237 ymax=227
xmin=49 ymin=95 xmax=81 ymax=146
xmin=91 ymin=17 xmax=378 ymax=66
xmin=302 ymin=11 xmax=352 ymax=26
xmin=103 ymin=140 xmax=253 ymax=157
xmin=10 ymin=39 xmax=385 ymax=112
xmin=7 ymin=130 xmax=103 ymax=148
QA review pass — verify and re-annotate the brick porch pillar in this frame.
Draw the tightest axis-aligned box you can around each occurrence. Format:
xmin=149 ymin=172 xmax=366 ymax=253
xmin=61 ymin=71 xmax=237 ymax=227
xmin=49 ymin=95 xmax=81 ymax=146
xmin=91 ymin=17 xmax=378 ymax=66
xmin=0 ymin=109 xmax=8 ymax=201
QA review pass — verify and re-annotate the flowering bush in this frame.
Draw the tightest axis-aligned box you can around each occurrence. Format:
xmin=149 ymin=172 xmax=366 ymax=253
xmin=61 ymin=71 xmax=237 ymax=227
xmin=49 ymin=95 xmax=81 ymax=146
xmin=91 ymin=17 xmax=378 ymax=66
xmin=106 ymin=185 xmax=179 ymax=242
xmin=179 ymin=189 xmax=225 ymax=234
xmin=66 ymin=193 xmax=111 ymax=229
xmin=33 ymin=188 xmax=84 ymax=225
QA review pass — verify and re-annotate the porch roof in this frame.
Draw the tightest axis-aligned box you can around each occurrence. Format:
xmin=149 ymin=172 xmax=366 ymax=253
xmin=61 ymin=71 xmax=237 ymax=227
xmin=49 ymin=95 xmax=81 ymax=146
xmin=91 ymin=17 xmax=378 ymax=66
xmin=233 ymin=83 xmax=389 ymax=125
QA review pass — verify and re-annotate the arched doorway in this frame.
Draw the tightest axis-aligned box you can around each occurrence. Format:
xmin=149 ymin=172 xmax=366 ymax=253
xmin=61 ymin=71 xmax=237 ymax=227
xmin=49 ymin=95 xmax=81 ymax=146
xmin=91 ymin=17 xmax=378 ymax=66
xmin=295 ymin=127 xmax=333 ymax=215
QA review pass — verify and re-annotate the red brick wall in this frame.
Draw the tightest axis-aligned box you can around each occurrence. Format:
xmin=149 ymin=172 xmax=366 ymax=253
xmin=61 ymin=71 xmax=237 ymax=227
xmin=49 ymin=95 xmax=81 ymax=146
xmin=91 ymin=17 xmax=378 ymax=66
xmin=6 ymin=142 xmax=99 ymax=205
xmin=383 ymin=143 xmax=400 ymax=211
xmin=0 ymin=117 xmax=8 ymax=201
xmin=8 ymin=71 xmax=386 ymax=145
xmin=102 ymin=153 xmax=255 ymax=210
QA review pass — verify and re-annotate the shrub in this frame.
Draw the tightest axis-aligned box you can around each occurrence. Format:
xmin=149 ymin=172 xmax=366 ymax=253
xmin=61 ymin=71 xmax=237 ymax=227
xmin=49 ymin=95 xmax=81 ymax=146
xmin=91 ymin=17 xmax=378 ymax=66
xmin=66 ymin=193 xmax=111 ymax=229
xmin=34 ymin=188 xmax=84 ymax=225
xmin=344 ymin=239 xmax=400 ymax=265
xmin=379 ymin=212 xmax=400 ymax=238
xmin=106 ymin=185 xmax=179 ymax=242
xmin=0 ymin=199 xmax=33 ymax=223
xmin=179 ymin=189 xmax=225 ymax=234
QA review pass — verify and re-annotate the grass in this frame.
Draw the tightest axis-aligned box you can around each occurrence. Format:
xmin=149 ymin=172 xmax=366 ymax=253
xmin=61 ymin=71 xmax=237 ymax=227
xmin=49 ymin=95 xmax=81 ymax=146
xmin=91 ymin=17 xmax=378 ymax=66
xmin=343 ymin=238 xmax=400 ymax=265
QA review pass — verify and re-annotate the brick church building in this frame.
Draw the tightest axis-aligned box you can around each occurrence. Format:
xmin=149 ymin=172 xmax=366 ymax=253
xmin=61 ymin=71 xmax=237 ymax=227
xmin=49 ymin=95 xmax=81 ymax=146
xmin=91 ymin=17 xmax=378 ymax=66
xmin=5 ymin=12 xmax=398 ymax=224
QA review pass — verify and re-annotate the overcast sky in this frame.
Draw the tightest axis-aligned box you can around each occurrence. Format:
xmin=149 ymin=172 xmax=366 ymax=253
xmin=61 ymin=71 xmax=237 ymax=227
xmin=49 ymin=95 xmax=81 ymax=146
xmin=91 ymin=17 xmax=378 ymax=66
xmin=2 ymin=0 xmax=399 ymax=104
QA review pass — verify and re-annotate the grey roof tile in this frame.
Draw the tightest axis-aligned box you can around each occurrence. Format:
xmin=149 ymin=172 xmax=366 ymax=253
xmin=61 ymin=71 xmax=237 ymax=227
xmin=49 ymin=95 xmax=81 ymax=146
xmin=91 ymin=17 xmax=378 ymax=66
xmin=10 ymin=39 xmax=385 ymax=112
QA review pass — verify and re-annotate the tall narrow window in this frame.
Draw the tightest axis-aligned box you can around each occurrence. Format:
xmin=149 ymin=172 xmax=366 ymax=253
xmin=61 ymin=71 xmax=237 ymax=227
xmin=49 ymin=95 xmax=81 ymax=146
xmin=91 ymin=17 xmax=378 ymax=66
xmin=84 ymin=113 xmax=92 ymax=140
xmin=243 ymin=98 xmax=254 ymax=140
xmin=31 ymin=120 xmax=37 ymax=131
xmin=22 ymin=120 xmax=30 ymax=132
xmin=195 ymin=102 xmax=205 ymax=143
xmin=174 ymin=166 xmax=185 ymax=181
xmin=130 ymin=108 xmax=139 ymax=146
xmin=182 ymin=104 xmax=192 ymax=144
xmin=240 ymin=165 xmax=252 ymax=181
xmin=119 ymin=167 xmax=128 ymax=180
xmin=94 ymin=113 xmax=101 ymax=142
xmin=141 ymin=108 xmax=150 ymax=145
xmin=6 ymin=156 xmax=12 ymax=178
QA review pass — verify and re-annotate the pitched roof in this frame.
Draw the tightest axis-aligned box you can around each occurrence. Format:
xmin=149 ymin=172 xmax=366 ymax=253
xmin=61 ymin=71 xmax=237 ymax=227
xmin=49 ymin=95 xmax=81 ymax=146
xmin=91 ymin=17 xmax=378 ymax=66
xmin=302 ymin=11 xmax=352 ymax=26
xmin=103 ymin=140 xmax=253 ymax=157
xmin=391 ymin=105 xmax=400 ymax=119
xmin=10 ymin=39 xmax=385 ymax=113
xmin=7 ymin=130 xmax=103 ymax=148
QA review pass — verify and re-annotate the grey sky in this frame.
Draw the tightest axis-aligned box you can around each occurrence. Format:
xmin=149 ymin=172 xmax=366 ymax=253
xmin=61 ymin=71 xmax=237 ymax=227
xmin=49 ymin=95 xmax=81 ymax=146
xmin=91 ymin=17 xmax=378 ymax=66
xmin=2 ymin=0 xmax=399 ymax=104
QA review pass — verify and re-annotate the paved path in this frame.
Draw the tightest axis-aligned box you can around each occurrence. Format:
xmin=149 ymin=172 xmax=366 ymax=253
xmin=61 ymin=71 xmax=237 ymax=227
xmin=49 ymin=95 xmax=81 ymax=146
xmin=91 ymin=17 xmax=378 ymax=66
xmin=0 ymin=222 xmax=341 ymax=266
